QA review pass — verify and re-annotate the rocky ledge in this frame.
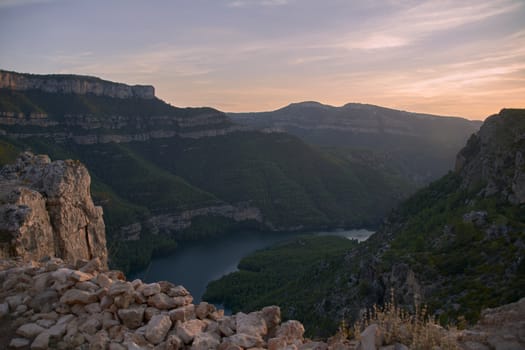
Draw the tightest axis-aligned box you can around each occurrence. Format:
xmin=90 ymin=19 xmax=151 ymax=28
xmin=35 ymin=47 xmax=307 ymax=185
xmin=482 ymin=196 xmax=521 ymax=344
xmin=0 ymin=257 xmax=352 ymax=350
xmin=0 ymin=70 xmax=154 ymax=99
xmin=0 ymin=152 xmax=107 ymax=266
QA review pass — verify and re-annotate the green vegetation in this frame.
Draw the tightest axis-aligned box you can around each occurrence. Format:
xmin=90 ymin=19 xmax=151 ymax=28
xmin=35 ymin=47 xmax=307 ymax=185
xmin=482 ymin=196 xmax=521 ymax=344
xmin=380 ymin=172 xmax=525 ymax=323
xmin=0 ymin=88 xmax=415 ymax=274
xmin=204 ymin=235 xmax=359 ymax=336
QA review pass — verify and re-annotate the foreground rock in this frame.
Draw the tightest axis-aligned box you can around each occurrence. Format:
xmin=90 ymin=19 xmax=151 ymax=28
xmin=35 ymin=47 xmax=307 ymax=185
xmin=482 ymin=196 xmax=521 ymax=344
xmin=0 ymin=258 xmax=343 ymax=349
xmin=0 ymin=152 xmax=107 ymax=266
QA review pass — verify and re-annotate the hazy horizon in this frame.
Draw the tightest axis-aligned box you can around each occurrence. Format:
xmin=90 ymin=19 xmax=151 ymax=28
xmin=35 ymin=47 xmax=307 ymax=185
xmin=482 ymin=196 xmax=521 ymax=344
xmin=1 ymin=0 xmax=524 ymax=120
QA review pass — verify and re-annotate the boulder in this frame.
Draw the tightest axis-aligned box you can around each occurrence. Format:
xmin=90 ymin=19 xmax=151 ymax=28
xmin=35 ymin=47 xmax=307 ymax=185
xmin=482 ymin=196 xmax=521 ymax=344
xmin=191 ymin=331 xmax=221 ymax=350
xmin=176 ymin=319 xmax=207 ymax=344
xmin=148 ymin=293 xmax=176 ymax=310
xmin=276 ymin=320 xmax=305 ymax=344
xmin=118 ymin=306 xmax=145 ymax=329
xmin=236 ymin=311 xmax=267 ymax=337
xmin=16 ymin=323 xmax=46 ymax=338
xmin=60 ymin=289 xmax=98 ymax=304
xmin=145 ymin=314 xmax=172 ymax=345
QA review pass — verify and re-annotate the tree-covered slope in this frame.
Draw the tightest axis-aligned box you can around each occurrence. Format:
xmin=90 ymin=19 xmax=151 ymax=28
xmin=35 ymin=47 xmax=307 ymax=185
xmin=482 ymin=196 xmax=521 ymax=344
xmin=204 ymin=109 xmax=525 ymax=337
xmin=230 ymin=102 xmax=481 ymax=184
xmin=0 ymin=71 xmax=416 ymax=272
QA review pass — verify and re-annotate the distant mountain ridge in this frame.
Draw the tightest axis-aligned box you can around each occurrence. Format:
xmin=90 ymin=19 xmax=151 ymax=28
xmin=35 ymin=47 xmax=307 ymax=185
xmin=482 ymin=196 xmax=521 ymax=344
xmin=207 ymin=108 xmax=525 ymax=336
xmin=0 ymin=70 xmax=245 ymax=143
xmin=0 ymin=69 xmax=155 ymax=99
xmin=230 ymin=102 xmax=482 ymax=184
xmin=0 ymin=70 xmax=416 ymax=273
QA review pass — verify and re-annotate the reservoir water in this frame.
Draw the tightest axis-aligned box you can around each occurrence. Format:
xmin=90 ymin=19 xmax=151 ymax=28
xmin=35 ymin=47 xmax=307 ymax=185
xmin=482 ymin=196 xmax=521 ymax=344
xmin=131 ymin=229 xmax=374 ymax=302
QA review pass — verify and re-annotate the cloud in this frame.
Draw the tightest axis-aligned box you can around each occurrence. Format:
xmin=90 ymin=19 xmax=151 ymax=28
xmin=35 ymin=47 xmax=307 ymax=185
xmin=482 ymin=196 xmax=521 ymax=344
xmin=336 ymin=0 xmax=523 ymax=52
xmin=346 ymin=34 xmax=409 ymax=50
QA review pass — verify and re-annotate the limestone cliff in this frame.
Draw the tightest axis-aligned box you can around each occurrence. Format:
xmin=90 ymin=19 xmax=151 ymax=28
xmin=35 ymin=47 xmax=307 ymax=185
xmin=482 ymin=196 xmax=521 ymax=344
xmin=0 ymin=152 xmax=107 ymax=267
xmin=456 ymin=108 xmax=525 ymax=204
xmin=0 ymin=70 xmax=242 ymax=143
xmin=0 ymin=70 xmax=154 ymax=99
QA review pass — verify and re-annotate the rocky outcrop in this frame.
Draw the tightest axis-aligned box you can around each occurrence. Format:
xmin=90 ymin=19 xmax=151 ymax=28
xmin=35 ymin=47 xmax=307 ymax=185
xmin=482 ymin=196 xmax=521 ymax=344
xmin=0 ymin=70 xmax=244 ymax=144
xmin=0 ymin=152 xmax=107 ymax=267
xmin=457 ymin=297 xmax=525 ymax=350
xmin=0 ymin=258 xmax=344 ymax=349
xmin=456 ymin=109 xmax=525 ymax=204
xmin=0 ymin=70 xmax=154 ymax=99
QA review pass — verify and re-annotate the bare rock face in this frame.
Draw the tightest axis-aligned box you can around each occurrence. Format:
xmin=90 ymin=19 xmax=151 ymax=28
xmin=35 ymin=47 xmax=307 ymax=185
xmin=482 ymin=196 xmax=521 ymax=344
xmin=0 ymin=152 xmax=107 ymax=267
xmin=455 ymin=109 xmax=525 ymax=204
xmin=0 ymin=69 xmax=154 ymax=99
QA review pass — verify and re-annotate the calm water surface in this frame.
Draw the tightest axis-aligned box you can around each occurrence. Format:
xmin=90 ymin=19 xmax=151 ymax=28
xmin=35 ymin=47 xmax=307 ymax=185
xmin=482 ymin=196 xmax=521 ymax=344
xmin=131 ymin=229 xmax=374 ymax=302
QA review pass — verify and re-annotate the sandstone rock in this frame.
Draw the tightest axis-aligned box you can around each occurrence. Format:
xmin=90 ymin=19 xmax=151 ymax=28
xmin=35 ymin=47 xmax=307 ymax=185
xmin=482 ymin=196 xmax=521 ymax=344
xmin=79 ymin=258 xmax=104 ymax=273
xmin=29 ymin=289 xmax=58 ymax=313
xmin=176 ymin=319 xmax=207 ymax=344
xmin=225 ymin=333 xmax=264 ymax=348
xmin=268 ymin=337 xmax=288 ymax=350
xmin=168 ymin=285 xmax=190 ymax=297
xmin=163 ymin=334 xmax=183 ymax=350
xmin=109 ymin=342 xmax=127 ymax=350
xmin=218 ymin=342 xmax=243 ymax=350
xmin=85 ymin=302 xmax=102 ymax=314
xmin=0 ymin=153 xmax=108 ymax=266
xmin=144 ymin=306 xmax=161 ymax=321
xmin=71 ymin=270 xmax=93 ymax=282
xmin=95 ymin=273 xmax=113 ymax=288
xmin=118 ymin=306 xmax=146 ymax=329
xmin=0 ymin=302 xmax=9 ymax=317
xmin=276 ymin=321 xmax=305 ymax=344
xmin=51 ymin=268 xmax=74 ymax=284
xmin=16 ymin=322 xmax=46 ymax=338
xmin=9 ymin=337 xmax=31 ymax=348
xmin=0 ymin=70 xmax=155 ymax=99
xmin=191 ymin=331 xmax=221 ymax=350
xmin=60 ymin=288 xmax=98 ymax=304
xmin=109 ymin=281 xmax=134 ymax=296
xmin=90 ymin=330 xmax=110 ymax=350
xmin=145 ymin=314 xmax=172 ymax=345
xmin=169 ymin=304 xmax=195 ymax=323
xmin=141 ymin=283 xmax=161 ymax=297
xmin=148 ymin=293 xmax=176 ymax=310
xmin=357 ymin=324 xmax=383 ymax=350
xmin=219 ymin=317 xmax=236 ymax=337
xmin=36 ymin=319 xmax=56 ymax=328
xmin=196 ymin=301 xmax=215 ymax=320
xmin=262 ymin=306 xmax=281 ymax=335
xmin=236 ymin=311 xmax=267 ymax=337
xmin=79 ymin=317 xmax=102 ymax=335
xmin=114 ymin=293 xmax=134 ymax=309
xmin=30 ymin=322 xmax=68 ymax=350
xmin=100 ymin=295 xmax=114 ymax=309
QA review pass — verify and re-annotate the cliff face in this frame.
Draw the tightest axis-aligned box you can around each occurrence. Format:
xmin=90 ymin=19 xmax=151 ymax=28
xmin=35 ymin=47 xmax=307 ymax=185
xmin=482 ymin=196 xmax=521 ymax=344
xmin=209 ymin=109 xmax=525 ymax=336
xmin=456 ymin=109 xmax=525 ymax=204
xmin=0 ymin=70 xmax=240 ymax=144
xmin=0 ymin=70 xmax=154 ymax=99
xmin=0 ymin=152 xmax=107 ymax=266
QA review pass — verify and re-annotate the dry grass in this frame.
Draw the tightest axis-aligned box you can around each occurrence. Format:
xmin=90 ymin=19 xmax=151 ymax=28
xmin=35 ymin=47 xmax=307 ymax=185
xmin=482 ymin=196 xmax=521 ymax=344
xmin=340 ymin=290 xmax=460 ymax=350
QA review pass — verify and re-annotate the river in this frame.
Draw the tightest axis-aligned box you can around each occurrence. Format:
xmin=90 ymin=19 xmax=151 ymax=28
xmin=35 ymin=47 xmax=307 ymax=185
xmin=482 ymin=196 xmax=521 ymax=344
xmin=131 ymin=229 xmax=374 ymax=303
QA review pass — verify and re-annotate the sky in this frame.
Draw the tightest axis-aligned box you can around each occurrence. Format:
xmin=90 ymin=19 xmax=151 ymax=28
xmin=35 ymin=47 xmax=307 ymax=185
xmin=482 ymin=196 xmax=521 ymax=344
xmin=0 ymin=0 xmax=524 ymax=120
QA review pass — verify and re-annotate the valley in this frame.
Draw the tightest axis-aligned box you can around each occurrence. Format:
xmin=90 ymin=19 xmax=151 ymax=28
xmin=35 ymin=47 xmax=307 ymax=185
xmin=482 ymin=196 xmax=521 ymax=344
xmin=0 ymin=70 xmax=476 ymax=274
xmin=131 ymin=229 xmax=374 ymax=304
